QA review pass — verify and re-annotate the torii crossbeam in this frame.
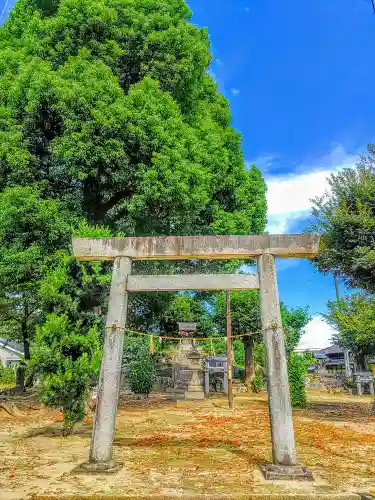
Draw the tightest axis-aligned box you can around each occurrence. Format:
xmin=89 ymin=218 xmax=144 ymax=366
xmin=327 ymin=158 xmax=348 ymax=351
xmin=72 ymin=234 xmax=319 ymax=481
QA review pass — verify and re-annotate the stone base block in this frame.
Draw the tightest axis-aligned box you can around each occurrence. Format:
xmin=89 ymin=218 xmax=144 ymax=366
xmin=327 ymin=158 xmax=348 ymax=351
xmin=260 ymin=463 xmax=314 ymax=481
xmin=72 ymin=460 xmax=122 ymax=475
xmin=184 ymin=391 xmax=205 ymax=400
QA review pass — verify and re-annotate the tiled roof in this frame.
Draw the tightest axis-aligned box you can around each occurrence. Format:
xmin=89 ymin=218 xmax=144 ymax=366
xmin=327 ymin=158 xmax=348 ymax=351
xmin=0 ymin=338 xmax=24 ymax=354
xmin=316 ymin=345 xmax=344 ymax=356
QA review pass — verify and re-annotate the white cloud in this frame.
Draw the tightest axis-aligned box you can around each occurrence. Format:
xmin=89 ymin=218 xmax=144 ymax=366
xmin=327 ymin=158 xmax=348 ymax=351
xmin=231 ymin=88 xmax=240 ymax=96
xmin=297 ymin=316 xmax=336 ymax=350
xmin=262 ymin=145 xmax=357 ymax=234
xmin=215 ymin=58 xmax=222 ymax=66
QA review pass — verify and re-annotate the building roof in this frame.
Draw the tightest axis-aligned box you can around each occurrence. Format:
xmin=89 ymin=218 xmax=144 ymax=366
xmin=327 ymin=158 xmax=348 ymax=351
xmin=316 ymin=345 xmax=344 ymax=356
xmin=0 ymin=338 xmax=24 ymax=355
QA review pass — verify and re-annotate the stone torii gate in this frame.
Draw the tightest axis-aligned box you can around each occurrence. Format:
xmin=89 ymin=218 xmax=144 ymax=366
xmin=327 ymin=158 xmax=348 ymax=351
xmin=72 ymin=234 xmax=319 ymax=480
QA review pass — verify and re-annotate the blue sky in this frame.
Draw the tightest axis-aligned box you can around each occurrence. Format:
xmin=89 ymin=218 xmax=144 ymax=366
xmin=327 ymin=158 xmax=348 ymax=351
xmin=188 ymin=0 xmax=375 ymax=348
xmin=1 ymin=0 xmax=374 ymax=348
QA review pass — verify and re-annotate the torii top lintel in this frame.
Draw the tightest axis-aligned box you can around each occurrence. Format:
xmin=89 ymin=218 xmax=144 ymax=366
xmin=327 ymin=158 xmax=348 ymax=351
xmin=72 ymin=234 xmax=320 ymax=261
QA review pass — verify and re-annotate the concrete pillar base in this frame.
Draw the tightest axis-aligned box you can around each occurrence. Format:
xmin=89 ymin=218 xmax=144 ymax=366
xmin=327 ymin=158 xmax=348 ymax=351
xmin=260 ymin=463 xmax=314 ymax=481
xmin=72 ymin=460 xmax=122 ymax=475
xmin=184 ymin=390 xmax=205 ymax=400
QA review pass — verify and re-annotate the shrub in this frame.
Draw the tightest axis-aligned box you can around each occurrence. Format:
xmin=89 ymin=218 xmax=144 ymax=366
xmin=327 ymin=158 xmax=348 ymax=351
xmin=233 ymin=367 xmax=245 ymax=380
xmin=129 ymin=356 xmax=155 ymax=396
xmin=287 ymin=353 xmax=307 ymax=408
xmin=0 ymin=361 xmax=16 ymax=385
xmin=251 ymin=374 xmax=263 ymax=394
xmin=29 ymin=314 xmax=101 ymax=434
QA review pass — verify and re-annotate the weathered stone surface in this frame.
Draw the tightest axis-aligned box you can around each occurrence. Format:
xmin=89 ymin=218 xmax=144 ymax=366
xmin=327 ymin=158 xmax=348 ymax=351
xmin=72 ymin=234 xmax=320 ymax=261
xmin=72 ymin=460 xmax=122 ymax=475
xmin=169 ymin=340 xmax=205 ymax=400
xmin=88 ymin=257 xmax=131 ymax=467
xmin=258 ymin=253 xmax=297 ymax=467
xmin=126 ymin=273 xmax=259 ymax=291
xmin=260 ymin=463 xmax=314 ymax=481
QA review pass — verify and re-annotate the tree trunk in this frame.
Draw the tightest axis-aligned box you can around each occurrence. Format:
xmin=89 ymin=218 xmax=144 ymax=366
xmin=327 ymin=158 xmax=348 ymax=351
xmin=21 ymin=321 xmax=33 ymax=388
xmin=16 ymin=363 xmax=26 ymax=392
xmin=244 ymin=337 xmax=255 ymax=391
xmin=357 ymin=351 xmax=367 ymax=372
xmin=21 ymin=322 xmax=30 ymax=361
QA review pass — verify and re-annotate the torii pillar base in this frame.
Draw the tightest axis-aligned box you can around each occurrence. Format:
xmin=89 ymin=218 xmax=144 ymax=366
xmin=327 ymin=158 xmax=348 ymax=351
xmin=260 ymin=463 xmax=313 ymax=481
xmin=72 ymin=460 xmax=122 ymax=475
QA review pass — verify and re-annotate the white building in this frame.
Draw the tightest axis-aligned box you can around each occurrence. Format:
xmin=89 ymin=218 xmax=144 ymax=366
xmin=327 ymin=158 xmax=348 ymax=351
xmin=0 ymin=338 xmax=24 ymax=371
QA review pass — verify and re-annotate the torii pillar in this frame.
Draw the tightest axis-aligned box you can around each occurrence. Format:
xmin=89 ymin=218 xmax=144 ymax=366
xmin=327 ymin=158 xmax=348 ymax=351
xmin=258 ymin=253 xmax=313 ymax=480
xmin=71 ymin=234 xmax=319 ymax=480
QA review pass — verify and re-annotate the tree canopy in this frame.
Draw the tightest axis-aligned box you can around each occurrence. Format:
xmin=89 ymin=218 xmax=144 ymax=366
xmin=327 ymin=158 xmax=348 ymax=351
xmin=311 ymin=145 xmax=375 ymax=293
xmin=213 ymin=290 xmax=310 ymax=353
xmin=0 ymin=0 xmax=267 ymax=238
xmin=325 ymin=293 xmax=375 ymax=363
xmin=0 ymin=186 xmax=72 ymax=358
xmin=0 ymin=0 xmax=268 ymax=342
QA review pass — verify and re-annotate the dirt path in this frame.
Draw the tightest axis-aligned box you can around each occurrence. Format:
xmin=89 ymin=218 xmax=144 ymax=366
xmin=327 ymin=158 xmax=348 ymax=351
xmin=0 ymin=392 xmax=374 ymax=499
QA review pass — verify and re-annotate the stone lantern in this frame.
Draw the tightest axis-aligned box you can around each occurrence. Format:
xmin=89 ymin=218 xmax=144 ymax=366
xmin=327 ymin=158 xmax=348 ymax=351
xmin=185 ymin=348 xmax=205 ymax=400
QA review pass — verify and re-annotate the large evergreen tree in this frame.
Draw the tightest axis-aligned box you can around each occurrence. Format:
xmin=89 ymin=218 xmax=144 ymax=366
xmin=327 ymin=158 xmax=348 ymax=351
xmin=0 ymin=0 xmax=266 ymax=237
xmin=0 ymin=0 xmax=267 ymax=334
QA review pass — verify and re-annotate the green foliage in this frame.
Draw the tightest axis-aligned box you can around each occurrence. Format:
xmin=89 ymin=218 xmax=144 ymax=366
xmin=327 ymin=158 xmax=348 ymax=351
xmin=1 ymin=0 xmax=266 ymax=238
xmin=29 ymin=254 xmax=109 ymax=429
xmin=0 ymin=0 xmax=268 ymax=419
xmin=29 ymin=314 xmax=101 ymax=432
xmin=310 ymin=145 xmax=375 ymax=292
xmin=251 ymin=374 xmax=263 ymax=394
xmin=253 ymin=343 xmax=265 ymax=368
xmin=129 ymin=356 xmax=155 ymax=396
xmin=281 ymin=306 xmax=311 ymax=355
xmin=0 ymin=186 xmax=72 ymax=359
xmin=287 ymin=353 xmax=307 ymax=408
xmin=325 ymin=293 xmax=375 ymax=359
xmin=233 ymin=340 xmax=244 ymax=367
xmin=162 ymin=293 xmax=214 ymax=338
xmin=213 ymin=290 xmax=262 ymax=340
xmin=213 ymin=290 xmax=310 ymax=366
xmin=214 ymin=291 xmax=309 ymax=345
xmin=233 ymin=367 xmax=244 ymax=380
xmin=39 ymin=255 xmax=111 ymax=334
xmin=0 ymin=0 xmax=267 ymax=339
xmin=0 ymin=361 xmax=16 ymax=385
xmin=122 ymin=334 xmax=150 ymax=368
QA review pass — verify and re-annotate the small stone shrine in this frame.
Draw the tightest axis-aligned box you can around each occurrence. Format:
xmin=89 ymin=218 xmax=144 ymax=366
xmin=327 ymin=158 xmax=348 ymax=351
xmin=167 ymin=323 xmax=205 ymax=400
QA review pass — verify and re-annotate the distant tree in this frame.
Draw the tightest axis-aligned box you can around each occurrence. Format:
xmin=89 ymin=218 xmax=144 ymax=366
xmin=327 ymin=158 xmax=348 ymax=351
xmin=288 ymin=353 xmax=307 ymax=408
xmin=281 ymin=305 xmax=312 ymax=355
xmin=310 ymin=145 xmax=375 ymax=293
xmin=213 ymin=290 xmax=261 ymax=391
xmin=0 ymin=186 xmax=71 ymax=360
xmin=325 ymin=293 xmax=375 ymax=370
xmin=213 ymin=290 xmax=310 ymax=390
